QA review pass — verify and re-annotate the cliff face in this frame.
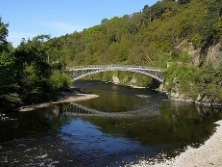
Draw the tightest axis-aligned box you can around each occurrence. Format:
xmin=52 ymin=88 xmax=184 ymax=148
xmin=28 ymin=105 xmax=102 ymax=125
xmin=205 ymin=43 xmax=222 ymax=67
xmin=188 ymin=42 xmax=222 ymax=67
xmin=176 ymin=40 xmax=222 ymax=67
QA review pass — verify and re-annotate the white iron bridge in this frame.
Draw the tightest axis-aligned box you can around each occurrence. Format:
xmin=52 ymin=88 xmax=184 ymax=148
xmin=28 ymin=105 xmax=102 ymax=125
xmin=65 ymin=65 xmax=165 ymax=82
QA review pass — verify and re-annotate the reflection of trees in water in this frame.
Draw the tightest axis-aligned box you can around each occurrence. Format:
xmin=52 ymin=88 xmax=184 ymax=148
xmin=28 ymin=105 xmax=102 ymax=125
xmin=169 ymin=100 xmax=222 ymax=121
xmin=0 ymin=104 xmax=73 ymax=142
xmin=80 ymin=100 xmax=221 ymax=149
xmin=0 ymin=110 xmax=54 ymax=142
xmin=77 ymin=92 xmax=137 ymax=112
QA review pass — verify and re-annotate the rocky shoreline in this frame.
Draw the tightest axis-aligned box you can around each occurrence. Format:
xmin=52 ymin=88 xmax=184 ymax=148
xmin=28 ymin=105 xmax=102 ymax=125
xmin=168 ymin=91 xmax=222 ymax=107
xmin=19 ymin=92 xmax=99 ymax=112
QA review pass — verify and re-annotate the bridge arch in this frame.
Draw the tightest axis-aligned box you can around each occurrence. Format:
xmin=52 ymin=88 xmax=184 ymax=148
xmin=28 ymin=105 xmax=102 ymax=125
xmin=65 ymin=65 xmax=164 ymax=83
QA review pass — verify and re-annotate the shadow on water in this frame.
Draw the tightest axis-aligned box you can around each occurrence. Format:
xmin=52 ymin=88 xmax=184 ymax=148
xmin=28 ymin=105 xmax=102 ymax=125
xmin=0 ymin=80 xmax=221 ymax=166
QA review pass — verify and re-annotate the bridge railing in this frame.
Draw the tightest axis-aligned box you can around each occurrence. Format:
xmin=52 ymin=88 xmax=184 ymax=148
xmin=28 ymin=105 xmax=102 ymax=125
xmin=65 ymin=65 xmax=164 ymax=71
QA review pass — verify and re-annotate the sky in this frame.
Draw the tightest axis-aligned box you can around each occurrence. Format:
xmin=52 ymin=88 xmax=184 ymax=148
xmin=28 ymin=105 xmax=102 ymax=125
xmin=1 ymin=0 xmax=158 ymax=47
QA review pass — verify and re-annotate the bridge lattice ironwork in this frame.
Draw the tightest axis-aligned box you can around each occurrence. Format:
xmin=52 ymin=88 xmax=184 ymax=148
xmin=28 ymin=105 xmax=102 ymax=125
xmin=65 ymin=65 xmax=165 ymax=82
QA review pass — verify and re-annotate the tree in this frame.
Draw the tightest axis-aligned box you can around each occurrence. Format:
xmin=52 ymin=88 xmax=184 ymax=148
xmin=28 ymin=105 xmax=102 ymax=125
xmin=142 ymin=5 xmax=152 ymax=25
xmin=0 ymin=17 xmax=13 ymax=93
xmin=0 ymin=16 xmax=8 ymax=46
xmin=0 ymin=17 xmax=20 ymax=106
xmin=207 ymin=0 xmax=222 ymax=21
xmin=0 ymin=50 xmax=16 ymax=94
xmin=213 ymin=21 xmax=222 ymax=40
xmin=13 ymin=36 xmax=53 ymax=103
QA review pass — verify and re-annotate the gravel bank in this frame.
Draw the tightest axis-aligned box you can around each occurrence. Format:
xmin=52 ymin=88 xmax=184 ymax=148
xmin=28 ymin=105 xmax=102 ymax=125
xmin=19 ymin=93 xmax=99 ymax=112
xmin=128 ymin=120 xmax=222 ymax=167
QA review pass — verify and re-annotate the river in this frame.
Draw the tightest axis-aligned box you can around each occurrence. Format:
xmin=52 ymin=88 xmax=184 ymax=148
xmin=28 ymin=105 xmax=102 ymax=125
xmin=0 ymin=80 xmax=221 ymax=167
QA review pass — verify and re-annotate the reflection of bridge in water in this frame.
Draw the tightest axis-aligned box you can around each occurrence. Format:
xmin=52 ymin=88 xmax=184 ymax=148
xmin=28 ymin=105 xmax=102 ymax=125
xmin=63 ymin=102 xmax=160 ymax=118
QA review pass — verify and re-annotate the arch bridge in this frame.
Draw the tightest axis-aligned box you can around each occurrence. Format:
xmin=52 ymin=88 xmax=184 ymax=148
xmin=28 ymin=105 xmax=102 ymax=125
xmin=65 ymin=65 xmax=165 ymax=82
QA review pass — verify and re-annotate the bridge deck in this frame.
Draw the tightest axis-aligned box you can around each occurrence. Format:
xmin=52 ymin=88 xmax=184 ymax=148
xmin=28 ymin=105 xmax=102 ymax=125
xmin=66 ymin=65 xmax=164 ymax=71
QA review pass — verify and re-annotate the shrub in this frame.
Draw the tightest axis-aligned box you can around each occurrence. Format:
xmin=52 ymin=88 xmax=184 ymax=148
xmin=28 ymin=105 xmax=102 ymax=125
xmin=48 ymin=71 xmax=72 ymax=91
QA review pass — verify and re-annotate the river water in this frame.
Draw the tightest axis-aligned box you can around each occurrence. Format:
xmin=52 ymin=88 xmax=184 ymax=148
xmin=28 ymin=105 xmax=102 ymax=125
xmin=0 ymin=80 xmax=221 ymax=167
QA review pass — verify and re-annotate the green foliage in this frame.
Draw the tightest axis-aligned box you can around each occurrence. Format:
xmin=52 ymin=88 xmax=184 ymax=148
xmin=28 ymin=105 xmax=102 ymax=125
xmin=0 ymin=16 xmax=8 ymax=46
xmin=165 ymin=62 xmax=198 ymax=98
xmin=194 ymin=64 xmax=222 ymax=100
xmin=213 ymin=21 xmax=222 ymax=40
xmin=0 ymin=50 xmax=17 ymax=94
xmin=219 ymin=88 xmax=222 ymax=99
xmin=165 ymin=61 xmax=222 ymax=100
xmin=102 ymin=71 xmax=113 ymax=81
xmin=122 ymin=75 xmax=131 ymax=84
xmin=42 ymin=0 xmax=221 ymax=69
xmin=2 ymin=0 xmax=222 ymax=105
xmin=0 ymin=17 xmax=17 ymax=100
xmin=0 ymin=16 xmax=73 ymax=106
xmin=37 ymin=0 xmax=222 ymax=100
xmin=192 ymin=34 xmax=204 ymax=48
xmin=12 ymin=36 xmax=53 ymax=103
xmin=48 ymin=71 xmax=72 ymax=91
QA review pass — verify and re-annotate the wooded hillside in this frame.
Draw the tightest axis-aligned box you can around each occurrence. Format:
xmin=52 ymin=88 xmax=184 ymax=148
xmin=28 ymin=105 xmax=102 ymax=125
xmin=43 ymin=0 xmax=222 ymax=101
xmin=46 ymin=0 xmax=222 ymax=68
xmin=1 ymin=0 xmax=222 ymax=107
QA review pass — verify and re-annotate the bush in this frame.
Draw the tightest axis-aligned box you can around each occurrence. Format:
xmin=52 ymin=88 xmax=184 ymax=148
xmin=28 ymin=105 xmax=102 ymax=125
xmin=48 ymin=71 xmax=72 ymax=91
xmin=165 ymin=62 xmax=198 ymax=98
xmin=195 ymin=64 xmax=222 ymax=100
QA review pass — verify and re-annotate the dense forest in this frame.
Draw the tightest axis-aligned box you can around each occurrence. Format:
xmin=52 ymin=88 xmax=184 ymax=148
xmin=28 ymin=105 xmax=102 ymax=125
xmin=1 ymin=0 xmax=222 ymax=108
xmin=0 ymin=20 xmax=71 ymax=109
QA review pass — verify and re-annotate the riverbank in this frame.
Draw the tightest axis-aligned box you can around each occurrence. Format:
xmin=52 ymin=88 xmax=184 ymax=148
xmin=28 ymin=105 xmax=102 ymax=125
xmin=19 ymin=92 xmax=99 ymax=112
xmin=127 ymin=120 xmax=222 ymax=167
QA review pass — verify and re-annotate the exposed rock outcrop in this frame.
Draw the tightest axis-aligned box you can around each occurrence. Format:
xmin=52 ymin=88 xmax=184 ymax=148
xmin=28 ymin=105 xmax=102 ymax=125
xmin=205 ymin=43 xmax=222 ymax=67
xmin=130 ymin=76 xmax=137 ymax=84
xmin=176 ymin=40 xmax=222 ymax=67
xmin=195 ymin=93 xmax=222 ymax=107
xmin=112 ymin=74 xmax=120 ymax=84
